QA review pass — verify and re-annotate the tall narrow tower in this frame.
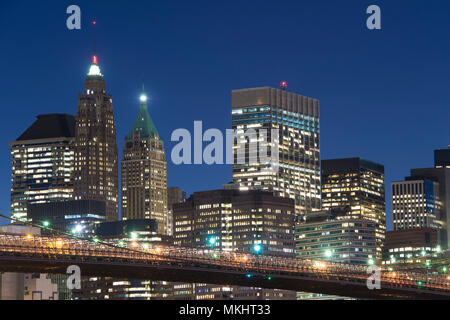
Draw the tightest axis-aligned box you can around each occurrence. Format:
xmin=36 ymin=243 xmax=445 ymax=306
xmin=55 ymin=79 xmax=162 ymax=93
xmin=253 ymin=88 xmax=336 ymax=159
xmin=121 ymin=85 xmax=168 ymax=234
xmin=74 ymin=55 xmax=119 ymax=221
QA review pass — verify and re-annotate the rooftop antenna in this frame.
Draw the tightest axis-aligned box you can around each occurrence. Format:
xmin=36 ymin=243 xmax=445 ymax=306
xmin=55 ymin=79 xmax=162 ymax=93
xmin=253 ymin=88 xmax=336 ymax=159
xmin=92 ymin=20 xmax=97 ymax=64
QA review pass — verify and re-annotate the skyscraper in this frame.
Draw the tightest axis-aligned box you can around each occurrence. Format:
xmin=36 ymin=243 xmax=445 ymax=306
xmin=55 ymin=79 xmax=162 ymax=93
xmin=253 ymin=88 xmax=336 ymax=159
xmin=121 ymin=85 xmax=168 ymax=234
xmin=409 ymin=147 xmax=450 ymax=248
xmin=9 ymin=114 xmax=76 ymax=221
xmin=73 ymin=55 xmax=119 ymax=221
xmin=321 ymin=158 xmax=386 ymax=259
xmin=392 ymin=178 xmax=441 ymax=230
xmin=232 ymin=86 xmax=321 ymax=217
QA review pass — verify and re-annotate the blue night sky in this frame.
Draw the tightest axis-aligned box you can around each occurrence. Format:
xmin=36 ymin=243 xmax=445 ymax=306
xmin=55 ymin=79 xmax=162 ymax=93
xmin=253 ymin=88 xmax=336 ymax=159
xmin=0 ymin=1 xmax=448 ymax=228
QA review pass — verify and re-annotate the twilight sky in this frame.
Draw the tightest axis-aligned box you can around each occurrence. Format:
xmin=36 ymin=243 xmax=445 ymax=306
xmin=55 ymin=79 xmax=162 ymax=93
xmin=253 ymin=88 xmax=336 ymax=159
xmin=0 ymin=0 xmax=449 ymax=229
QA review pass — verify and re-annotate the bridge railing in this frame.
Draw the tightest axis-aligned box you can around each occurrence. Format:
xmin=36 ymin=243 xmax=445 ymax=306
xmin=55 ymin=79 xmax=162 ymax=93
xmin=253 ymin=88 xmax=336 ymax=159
xmin=0 ymin=233 xmax=449 ymax=292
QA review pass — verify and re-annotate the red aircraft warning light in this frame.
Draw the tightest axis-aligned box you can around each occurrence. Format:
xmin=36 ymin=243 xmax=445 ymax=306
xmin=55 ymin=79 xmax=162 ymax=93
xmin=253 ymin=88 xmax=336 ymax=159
xmin=280 ymin=81 xmax=288 ymax=90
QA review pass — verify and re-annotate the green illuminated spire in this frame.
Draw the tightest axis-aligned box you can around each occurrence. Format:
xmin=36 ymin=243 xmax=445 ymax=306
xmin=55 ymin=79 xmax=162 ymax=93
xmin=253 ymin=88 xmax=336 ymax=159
xmin=127 ymin=83 xmax=159 ymax=141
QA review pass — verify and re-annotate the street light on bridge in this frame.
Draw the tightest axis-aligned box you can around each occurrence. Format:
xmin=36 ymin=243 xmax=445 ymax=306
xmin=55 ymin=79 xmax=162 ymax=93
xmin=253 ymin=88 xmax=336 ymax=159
xmin=252 ymin=244 xmax=262 ymax=255
xmin=207 ymin=236 xmax=217 ymax=246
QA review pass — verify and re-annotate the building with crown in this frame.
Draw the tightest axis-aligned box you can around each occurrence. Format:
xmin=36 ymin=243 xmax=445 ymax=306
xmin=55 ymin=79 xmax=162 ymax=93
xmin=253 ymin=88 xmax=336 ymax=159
xmin=121 ymin=86 xmax=168 ymax=234
xmin=73 ymin=56 xmax=119 ymax=221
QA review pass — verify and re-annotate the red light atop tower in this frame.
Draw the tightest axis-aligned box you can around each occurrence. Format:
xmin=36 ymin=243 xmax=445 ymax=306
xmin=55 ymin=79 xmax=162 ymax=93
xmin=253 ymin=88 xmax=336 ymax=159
xmin=93 ymin=21 xmax=96 ymax=25
xmin=93 ymin=55 xmax=98 ymax=65
xmin=280 ymin=81 xmax=288 ymax=90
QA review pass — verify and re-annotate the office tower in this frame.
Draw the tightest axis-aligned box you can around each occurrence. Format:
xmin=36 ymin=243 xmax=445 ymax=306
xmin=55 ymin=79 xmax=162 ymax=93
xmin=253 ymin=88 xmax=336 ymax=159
xmin=232 ymin=86 xmax=321 ymax=217
xmin=409 ymin=147 xmax=450 ymax=248
xmin=392 ymin=179 xmax=441 ymax=230
xmin=172 ymin=189 xmax=296 ymax=300
xmin=321 ymin=158 xmax=386 ymax=259
xmin=167 ymin=187 xmax=186 ymax=236
xmin=173 ymin=189 xmax=295 ymax=256
xmin=382 ymin=228 xmax=439 ymax=267
xmin=121 ymin=86 xmax=168 ymax=234
xmin=9 ymin=114 xmax=76 ymax=221
xmin=73 ymin=55 xmax=119 ymax=221
xmin=295 ymin=209 xmax=377 ymax=265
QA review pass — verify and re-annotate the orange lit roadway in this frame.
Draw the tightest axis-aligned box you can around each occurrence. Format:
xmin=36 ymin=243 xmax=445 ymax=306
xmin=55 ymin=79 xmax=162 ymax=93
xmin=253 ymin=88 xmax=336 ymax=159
xmin=0 ymin=233 xmax=449 ymax=299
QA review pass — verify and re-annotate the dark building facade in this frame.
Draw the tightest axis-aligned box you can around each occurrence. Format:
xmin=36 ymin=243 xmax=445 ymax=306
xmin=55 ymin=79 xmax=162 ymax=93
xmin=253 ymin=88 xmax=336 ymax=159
xmin=95 ymin=219 xmax=158 ymax=238
xmin=73 ymin=55 xmax=119 ymax=221
xmin=9 ymin=114 xmax=76 ymax=221
xmin=321 ymin=158 xmax=386 ymax=259
xmin=28 ymin=200 xmax=106 ymax=235
xmin=435 ymin=147 xmax=450 ymax=168
xmin=167 ymin=187 xmax=186 ymax=236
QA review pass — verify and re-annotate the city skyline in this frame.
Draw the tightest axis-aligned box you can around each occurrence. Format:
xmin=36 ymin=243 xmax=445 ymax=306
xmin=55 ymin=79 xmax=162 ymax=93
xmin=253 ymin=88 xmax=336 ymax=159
xmin=1 ymin=1 xmax=449 ymax=230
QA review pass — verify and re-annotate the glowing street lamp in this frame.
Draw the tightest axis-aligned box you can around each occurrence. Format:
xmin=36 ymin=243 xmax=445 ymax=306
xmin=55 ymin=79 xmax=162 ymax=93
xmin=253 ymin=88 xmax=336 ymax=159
xmin=252 ymin=244 xmax=262 ymax=255
xmin=42 ymin=221 xmax=50 ymax=228
xmin=72 ymin=224 xmax=84 ymax=234
xmin=324 ymin=250 xmax=332 ymax=258
xmin=207 ymin=236 xmax=217 ymax=246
